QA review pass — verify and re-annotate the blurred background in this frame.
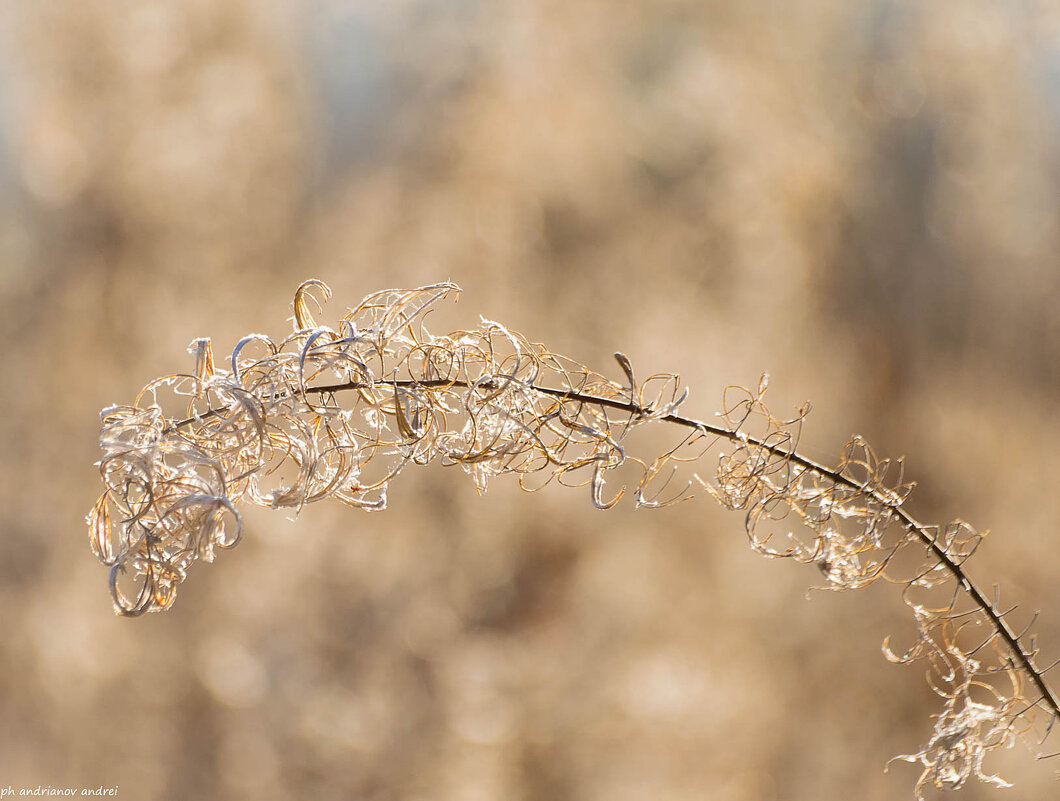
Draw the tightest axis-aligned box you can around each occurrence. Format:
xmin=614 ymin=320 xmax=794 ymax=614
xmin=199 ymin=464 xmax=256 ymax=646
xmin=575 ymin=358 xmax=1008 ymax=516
xmin=1 ymin=1 xmax=1060 ymax=799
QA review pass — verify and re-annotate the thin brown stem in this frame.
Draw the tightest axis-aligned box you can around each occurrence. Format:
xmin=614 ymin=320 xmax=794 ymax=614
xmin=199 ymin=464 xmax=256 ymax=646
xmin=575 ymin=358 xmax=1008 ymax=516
xmin=166 ymin=374 xmax=1059 ymax=719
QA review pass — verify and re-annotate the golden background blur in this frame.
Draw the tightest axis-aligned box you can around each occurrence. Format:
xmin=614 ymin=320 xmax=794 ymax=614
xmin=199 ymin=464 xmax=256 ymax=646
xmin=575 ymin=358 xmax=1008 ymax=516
xmin=2 ymin=2 xmax=1060 ymax=799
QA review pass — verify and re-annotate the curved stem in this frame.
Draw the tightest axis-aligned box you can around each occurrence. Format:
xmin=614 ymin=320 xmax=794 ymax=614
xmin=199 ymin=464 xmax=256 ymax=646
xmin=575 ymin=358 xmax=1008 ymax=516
xmin=168 ymin=375 xmax=1060 ymax=718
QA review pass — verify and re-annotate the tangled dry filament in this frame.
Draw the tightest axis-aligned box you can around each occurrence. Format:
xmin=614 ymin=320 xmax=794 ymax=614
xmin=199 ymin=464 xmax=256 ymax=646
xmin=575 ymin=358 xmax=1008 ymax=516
xmin=89 ymin=280 xmax=1059 ymax=797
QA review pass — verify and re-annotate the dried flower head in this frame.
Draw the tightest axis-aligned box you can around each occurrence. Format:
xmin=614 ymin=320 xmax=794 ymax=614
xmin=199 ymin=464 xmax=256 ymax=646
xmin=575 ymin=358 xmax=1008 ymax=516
xmin=89 ymin=280 xmax=1059 ymax=797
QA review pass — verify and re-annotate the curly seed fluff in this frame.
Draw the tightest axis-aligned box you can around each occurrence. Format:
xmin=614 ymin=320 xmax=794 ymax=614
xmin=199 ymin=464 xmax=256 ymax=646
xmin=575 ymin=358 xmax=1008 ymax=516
xmin=89 ymin=280 xmax=1059 ymax=797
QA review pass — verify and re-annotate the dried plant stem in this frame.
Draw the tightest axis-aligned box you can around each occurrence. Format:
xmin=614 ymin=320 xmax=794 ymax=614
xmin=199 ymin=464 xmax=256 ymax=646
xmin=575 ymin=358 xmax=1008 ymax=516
xmin=91 ymin=280 xmax=1060 ymax=797
xmin=168 ymin=373 xmax=1060 ymax=721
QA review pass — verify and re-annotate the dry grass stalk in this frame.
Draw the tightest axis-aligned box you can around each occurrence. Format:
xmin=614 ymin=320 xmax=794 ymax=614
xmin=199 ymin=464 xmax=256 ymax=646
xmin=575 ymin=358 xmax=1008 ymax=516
xmin=89 ymin=280 xmax=1059 ymax=797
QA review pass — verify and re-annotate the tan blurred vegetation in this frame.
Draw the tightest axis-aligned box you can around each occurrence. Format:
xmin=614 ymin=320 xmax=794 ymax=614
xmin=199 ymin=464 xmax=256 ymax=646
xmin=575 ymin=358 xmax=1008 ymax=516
xmin=2 ymin=1 xmax=1060 ymax=799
